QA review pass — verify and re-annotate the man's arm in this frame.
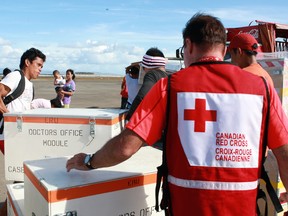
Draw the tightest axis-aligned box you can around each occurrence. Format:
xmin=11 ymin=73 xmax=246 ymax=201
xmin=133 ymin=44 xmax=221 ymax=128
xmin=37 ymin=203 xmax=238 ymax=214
xmin=0 ymin=83 xmax=11 ymax=113
xmin=66 ymin=128 xmax=144 ymax=172
xmin=272 ymin=144 xmax=288 ymax=202
xmin=61 ymin=90 xmax=74 ymax=97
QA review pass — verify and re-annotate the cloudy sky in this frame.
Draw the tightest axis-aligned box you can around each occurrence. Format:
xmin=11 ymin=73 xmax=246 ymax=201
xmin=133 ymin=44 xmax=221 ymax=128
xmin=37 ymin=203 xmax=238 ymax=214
xmin=0 ymin=0 xmax=287 ymax=75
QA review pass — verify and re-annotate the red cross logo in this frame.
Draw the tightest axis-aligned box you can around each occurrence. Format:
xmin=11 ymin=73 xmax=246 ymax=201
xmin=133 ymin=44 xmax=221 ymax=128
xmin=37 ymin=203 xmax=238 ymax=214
xmin=184 ymin=98 xmax=217 ymax=132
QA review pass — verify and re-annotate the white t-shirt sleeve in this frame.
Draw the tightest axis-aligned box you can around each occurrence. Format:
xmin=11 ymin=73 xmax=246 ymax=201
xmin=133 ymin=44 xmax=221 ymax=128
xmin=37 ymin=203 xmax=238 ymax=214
xmin=1 ymin=71 xmax=34 ymax=112
xmin=0 ymin=71 xmax=21 ymax=94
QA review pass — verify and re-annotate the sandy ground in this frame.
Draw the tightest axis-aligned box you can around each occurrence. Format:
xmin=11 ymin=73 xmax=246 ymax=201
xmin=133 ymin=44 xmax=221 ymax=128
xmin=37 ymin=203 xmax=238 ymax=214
xmin=0 ymin=76 xmax=123 ymax=209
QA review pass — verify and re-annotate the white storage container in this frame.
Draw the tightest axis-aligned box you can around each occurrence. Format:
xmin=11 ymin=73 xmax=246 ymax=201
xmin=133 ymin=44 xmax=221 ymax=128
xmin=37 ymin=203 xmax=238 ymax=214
xmin=6 ymin=183 xmax=24 ymax=216
xmin=4 ymin=108 xmax=126 ymax=181
xmin=24 ymin=147 xmax=164 ymax=216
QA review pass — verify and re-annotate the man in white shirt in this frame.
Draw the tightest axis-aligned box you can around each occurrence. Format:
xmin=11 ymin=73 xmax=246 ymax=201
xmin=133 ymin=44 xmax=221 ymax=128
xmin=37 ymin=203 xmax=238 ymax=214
xmin=0 ymin=47 xmax=46 ymax=215
xmin=0 ymin=48 xmax=46 ymax=114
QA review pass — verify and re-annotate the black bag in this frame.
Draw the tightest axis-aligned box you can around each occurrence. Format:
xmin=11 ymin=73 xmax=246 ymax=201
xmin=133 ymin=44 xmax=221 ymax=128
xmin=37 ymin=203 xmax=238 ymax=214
xmin=0 ymin=70 xmax=25 ymax=134
xmin=155 ymin=75 xmax=173 ymax=216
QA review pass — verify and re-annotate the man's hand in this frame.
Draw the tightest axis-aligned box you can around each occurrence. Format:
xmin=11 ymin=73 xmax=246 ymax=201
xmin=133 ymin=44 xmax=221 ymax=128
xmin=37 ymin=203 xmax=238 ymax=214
xmin=66 ymin=153 xmax=90 ymax=172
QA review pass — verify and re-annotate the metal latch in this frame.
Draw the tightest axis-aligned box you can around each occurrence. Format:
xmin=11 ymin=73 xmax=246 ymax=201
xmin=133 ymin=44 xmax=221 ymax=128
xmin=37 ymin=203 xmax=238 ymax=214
xmin=89 ymin=116 xmax=95 ymax=139
xmin=81 ymin=116 xmax=96 ymax=149
xmin=16 ymin=115 xmax=23 ymax=132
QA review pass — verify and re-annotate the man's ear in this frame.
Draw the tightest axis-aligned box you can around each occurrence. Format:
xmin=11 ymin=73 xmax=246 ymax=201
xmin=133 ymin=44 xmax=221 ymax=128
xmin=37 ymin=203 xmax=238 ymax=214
xmin=24 ymin=59 xmax=30 ymax=67
xmin=185 ymin=38 xmax=193 ymax=54
xmin=237 ymin=48 xmax=244 ymax=55
xmin=223 ymin=46 xmax=227 ymax=57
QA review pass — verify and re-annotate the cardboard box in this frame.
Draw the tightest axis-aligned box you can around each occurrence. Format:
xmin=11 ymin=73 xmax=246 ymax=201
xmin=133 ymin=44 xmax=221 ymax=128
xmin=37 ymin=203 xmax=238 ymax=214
xmin=257 ymin=52 xmax=288 ymax=115
xmin=4 ymin=108 xmax=126 ymax=181
xmin=258 ymin=150 xmax=288 ymax=216
xmin=24 ymin=147 xmax=164 ymax=216
xmin=6 ymin=183 xmax=24 ymax=216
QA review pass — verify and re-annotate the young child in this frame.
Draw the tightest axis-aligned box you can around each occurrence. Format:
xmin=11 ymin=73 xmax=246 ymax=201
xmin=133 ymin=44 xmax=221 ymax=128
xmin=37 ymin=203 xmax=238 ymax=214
xmin=52 ymin=70 xmax=65 ymax=106
xmin=53 ymin=70 xmax=66 ymax=87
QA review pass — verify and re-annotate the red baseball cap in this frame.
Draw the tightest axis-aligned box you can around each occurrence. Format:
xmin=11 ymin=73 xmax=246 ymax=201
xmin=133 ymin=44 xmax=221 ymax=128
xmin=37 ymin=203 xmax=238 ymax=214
xmin=229 ymin=33 xmax=259 ymax=52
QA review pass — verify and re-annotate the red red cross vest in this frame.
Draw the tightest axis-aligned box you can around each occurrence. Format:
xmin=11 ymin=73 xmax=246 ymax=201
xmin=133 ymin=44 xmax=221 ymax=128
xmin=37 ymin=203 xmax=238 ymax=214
xmin=166 ymin=62 xmax=269 ymax=216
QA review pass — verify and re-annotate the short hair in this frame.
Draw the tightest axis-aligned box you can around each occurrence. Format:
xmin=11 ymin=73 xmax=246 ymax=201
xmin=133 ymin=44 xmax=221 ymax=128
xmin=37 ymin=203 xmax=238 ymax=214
xmin=145 ymin=47 xmax=165 ymax=58
xmin=55 ymin=86 xmax=62 ymax=93
xmin=231 ymin=48 xmax=257 ymax=57
xmin=19 ymin=48 xmax=46 ymax=69
xmin=129 ymin=66 xmax=139 ymax=75
xmin=244 ymin=50 xmax=257 ymax=56
xmin=66 ymin=69 xmax=76 ymax=80
xmin=53 ymin=70 xmax=60 ymax=76
xmin=182 ymin=13 xmax=226 ymax=51
xmin=3 ymin=67 xmax=11 ymax=77
xmin=50 ymin=98 xmax=63 ymax=108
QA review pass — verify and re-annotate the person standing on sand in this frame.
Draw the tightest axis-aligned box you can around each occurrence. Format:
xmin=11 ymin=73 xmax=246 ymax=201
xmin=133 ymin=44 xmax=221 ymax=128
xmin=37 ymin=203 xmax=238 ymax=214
xmin=0 ymin=48 xmax=46 ymax=154
xmin=125 ymin=64 xmax=140 ymax=109
xmin=125 ymin=47 xmax=167 ymax=120
xmin=0 ymin=47 xmax=46 ymax=215
xmin=120 ymin=75 xmax=128 ymax=109
xmin=61 ymin=69 xmax=76 ymax=108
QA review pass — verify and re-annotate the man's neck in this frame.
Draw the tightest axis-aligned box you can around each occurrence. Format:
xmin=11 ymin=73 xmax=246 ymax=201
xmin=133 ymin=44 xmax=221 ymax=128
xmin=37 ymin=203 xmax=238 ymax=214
xmin=22 ymin=69 xmax=31 ymax=81
xmin=240 ymin=56 xmax=257 ymax=69
xmin=193 ymin=49 xmax=224 ymax=63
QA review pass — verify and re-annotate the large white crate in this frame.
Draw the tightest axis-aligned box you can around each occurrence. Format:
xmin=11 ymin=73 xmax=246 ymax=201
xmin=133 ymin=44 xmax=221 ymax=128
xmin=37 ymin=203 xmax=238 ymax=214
xmin=4 ymin=108 xmax=126 ymax=181
xmin=257 ymin=53 xmax=288 ymax=115
xmin=24 ymin=147 xmax=164 ymax=216
xmin=6 ymin=183 xmax=24 ymax=216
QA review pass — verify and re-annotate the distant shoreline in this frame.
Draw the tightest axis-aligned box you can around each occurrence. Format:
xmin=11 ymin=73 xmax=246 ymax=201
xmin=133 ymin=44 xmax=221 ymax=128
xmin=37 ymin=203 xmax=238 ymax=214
xmin=1 ymin=73 xmax=123 ymax=80
xmin=39 ymin=73 xmax=122 ymax=77
xmin=35 ymin=74 xmax=123 ymax=81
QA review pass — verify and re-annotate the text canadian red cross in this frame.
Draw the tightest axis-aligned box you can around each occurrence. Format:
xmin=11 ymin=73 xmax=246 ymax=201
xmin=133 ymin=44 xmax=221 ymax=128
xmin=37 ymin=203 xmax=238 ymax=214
xmin=184 ymin=98 xmax=217 ymax=132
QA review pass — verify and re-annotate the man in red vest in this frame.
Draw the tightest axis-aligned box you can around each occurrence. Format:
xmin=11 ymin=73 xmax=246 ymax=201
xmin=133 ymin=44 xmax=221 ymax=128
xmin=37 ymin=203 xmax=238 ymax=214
xmin=67 ymin=13 xmax=288 ymax=216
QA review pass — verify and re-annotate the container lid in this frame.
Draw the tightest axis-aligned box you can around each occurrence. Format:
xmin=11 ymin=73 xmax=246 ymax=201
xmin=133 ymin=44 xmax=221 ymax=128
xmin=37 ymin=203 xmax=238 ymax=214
xmin=24 ymin=146 xmax=162 ymax=191
xmin=4 ymin=108 xmax=127 ymax=119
